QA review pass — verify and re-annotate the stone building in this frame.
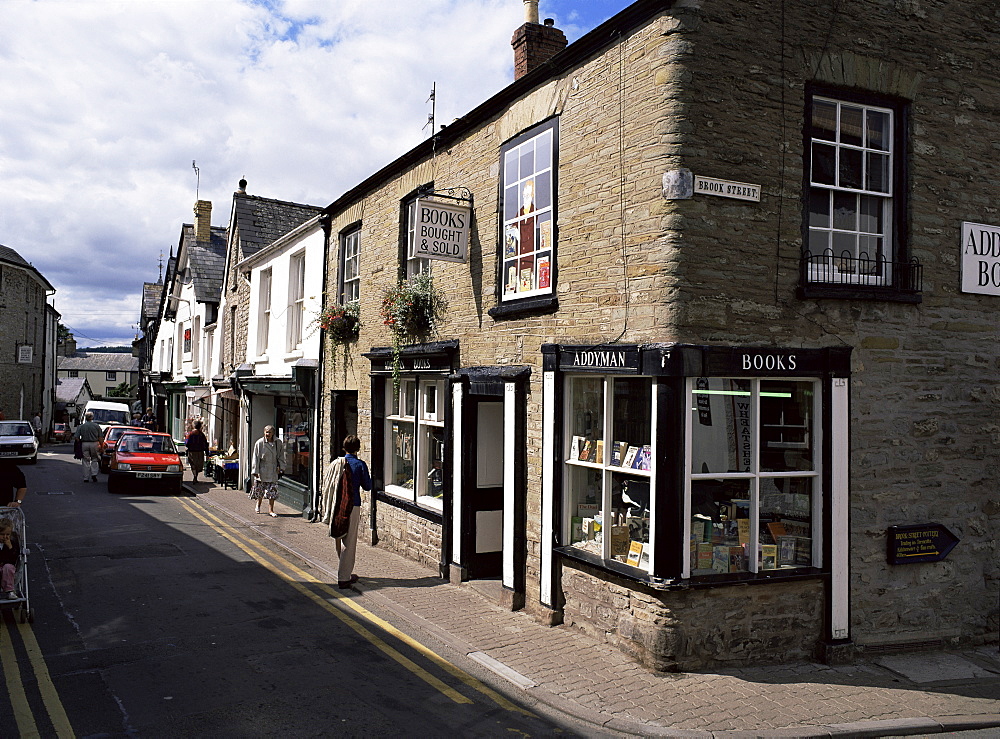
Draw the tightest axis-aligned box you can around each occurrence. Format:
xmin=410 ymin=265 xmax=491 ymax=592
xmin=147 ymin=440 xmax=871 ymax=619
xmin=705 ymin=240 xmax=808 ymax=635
xmin=308 ymin=0 xmax=998 ymax=670
xmin=0 ymin=244 xmax=58 ymax=427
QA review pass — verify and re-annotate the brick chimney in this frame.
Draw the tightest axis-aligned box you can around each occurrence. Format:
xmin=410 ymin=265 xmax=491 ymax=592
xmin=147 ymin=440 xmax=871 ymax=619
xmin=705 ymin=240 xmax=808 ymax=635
xmin=194 ymin=200 xmax=212 ymax=243
xmin=512 ymin=1 xmax=567 ymax=80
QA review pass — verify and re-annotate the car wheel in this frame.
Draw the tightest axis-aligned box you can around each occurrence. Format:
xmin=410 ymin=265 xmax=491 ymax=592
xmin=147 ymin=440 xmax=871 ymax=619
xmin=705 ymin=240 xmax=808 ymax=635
xmin=28 ymin=456 xmax=37 ymax=465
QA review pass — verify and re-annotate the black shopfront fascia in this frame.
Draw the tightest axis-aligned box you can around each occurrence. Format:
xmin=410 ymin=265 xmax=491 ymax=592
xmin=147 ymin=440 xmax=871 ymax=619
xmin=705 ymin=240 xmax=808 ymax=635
xmin=542 ymin=342 xmax=852 ymax=588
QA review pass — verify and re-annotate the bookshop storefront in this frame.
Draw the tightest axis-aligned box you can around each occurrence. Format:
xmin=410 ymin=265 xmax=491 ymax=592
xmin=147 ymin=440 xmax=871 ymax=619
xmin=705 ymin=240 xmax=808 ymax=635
xmin=539 ymin=343 xmax=853 ymax=669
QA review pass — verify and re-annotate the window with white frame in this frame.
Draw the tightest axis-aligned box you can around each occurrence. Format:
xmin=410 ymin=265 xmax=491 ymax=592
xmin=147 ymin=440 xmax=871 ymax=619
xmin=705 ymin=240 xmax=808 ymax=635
xmin=687 ymin=378 xmax=820 ymax=576
xmin=404 ymin=198 xmax=431 ymax=279
xmin=807 ymin=94 xmax=894 ymax=284
xmin=384 ymin=377 xmax=446 ymax=512
xmin=500 ymin=119 xmax=556 ymax=301
xmin=340 ymin=228 xmax=361 ymax=303
xmin=192 ymin=315 xmax=201 ymax=370
xmin=257 ymin=268 xmax=272 ymax=356
xmin=106 ymin=371 xmax=117 ymax=382
xmin=287 ymin=251 xmax=305 ymax=351
xmin=563 ymin=375 xmax=654 ymax=571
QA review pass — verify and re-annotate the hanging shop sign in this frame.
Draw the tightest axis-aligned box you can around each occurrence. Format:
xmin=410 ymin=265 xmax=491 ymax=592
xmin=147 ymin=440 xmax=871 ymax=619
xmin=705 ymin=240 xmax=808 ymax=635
xmin=411 ymin=198 xmax=470 ymax=264
xmin=694 ymin=176 xmax=761 ymax=202
xmin=886 ymin=523 xmax=959 ymax=565
xmin=960 ymin=221 xmax=1000 ymax=296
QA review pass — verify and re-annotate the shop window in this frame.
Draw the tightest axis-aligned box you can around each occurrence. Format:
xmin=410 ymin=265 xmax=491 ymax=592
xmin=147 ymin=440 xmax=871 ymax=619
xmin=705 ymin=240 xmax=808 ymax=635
xmin=340 ymin=227 xmax=361 ymax=303
xmin=403 ymin=197 xmax=431 ymax=280
xmin=563 ymin=376 xmax=653 ymax=572
xmin=276 ymin=398 xmax=310 ymax=487
xmin=384 ymin=378 xmax=445 ymax=512
xmin=687 ymin=379 xmax=820 ymax=576
xmin=498 ymin=118 xmax=557 ymax=306
xmin=802 ymin=89 xmax=920 ymax=300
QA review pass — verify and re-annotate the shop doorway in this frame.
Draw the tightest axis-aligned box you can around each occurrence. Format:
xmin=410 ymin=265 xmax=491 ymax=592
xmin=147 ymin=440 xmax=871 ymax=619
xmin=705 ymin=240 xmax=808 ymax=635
xmin=461 ymin=397 xmax=504 ymax=579
xmin=329 ymin=390 xmax=358 ymax=459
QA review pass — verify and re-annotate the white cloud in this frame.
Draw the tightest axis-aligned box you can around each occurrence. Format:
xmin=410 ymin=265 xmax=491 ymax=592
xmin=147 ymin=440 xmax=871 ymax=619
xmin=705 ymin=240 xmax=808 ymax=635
xmin=0 ymin=0 xmax=622 ymax=347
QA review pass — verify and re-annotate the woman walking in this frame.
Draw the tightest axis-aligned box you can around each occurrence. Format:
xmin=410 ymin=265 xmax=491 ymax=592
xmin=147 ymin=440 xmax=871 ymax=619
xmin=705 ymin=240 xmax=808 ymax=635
xmin=250 ymin=425 xmax=284 ymax=517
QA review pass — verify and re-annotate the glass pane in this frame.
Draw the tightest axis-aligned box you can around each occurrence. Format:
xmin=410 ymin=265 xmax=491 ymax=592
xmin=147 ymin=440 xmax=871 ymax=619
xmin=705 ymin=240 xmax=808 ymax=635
xmin=537 ymin=251 xmax=552 ymax=290
xmin=759 ymin=381 xmax=814 ymax=472
xmin=613 ymin=471 xmax=650 ymax=569
xmin=503 ymin=260 xmax=518 ymax=295
xmin=610 ymin=377 xmax=652 ymax=471
xmin=811 ymin=143 xmax=836 ymax=185
xmin=866 ymin=110 xmax=890 ymax=151
xmin=422 ymin=426 xmax=445 ymax=500
xmin=519 ymin=145 xmax=534 ymax=182
xmin=518 ymin=178 xmax=536 ymax=217
xmin=859 ymin=195 xmax=883 ymax=235
xmin=808 ymin=188 xmax=830 ymax=228
xmin=832 ymin=231 xmax=857 ymax=260
xmin=538 ymin=214 xmax=553 ymax=254
xmin=759 ymin=477 xmax=812 ymax=568
xmin=504 ymin=185 xmax=519 ymax=221
xmin=690 ymin=478 xmax=751 ymax=575
xmin=569 ymin=376 xmax=604 ymax=462
xmin=808 ymin=228 xmax=830 ymax=255
xmin=567 ymin=465 xmax=602 ymax=553
xmin=858 ymin=236 xmax=884 ymax=273
xmin=504 ymin=149 xmax=518 ymax=184
xmin=690 ymin=378 xmax=753 ymax=474
xmin=519 ymin=215 xmax=535 ymax=254
xmin=398 ymin=380 xmax=416 ymax=417
xmin=839 ymin=147 xmax=863 ymax=189
xmin=832 ymin=191 xmax=856 ymax=231
xmin=518 ymin=256 xmax=535 ymax=292
xmin=840 ymin=105 xmax=864 ymax=146
xmin=390 ymin=420 xmax=415 ymax=490
xmin=811 ymin=100 xmax=837 ymax=141
xmin=535 ymin=130 xmax=552 ymax=170
xmin=866 ymin=152 xmax=889 ymax=193
xmin=534 ymin=169 xmax=552 ymax=211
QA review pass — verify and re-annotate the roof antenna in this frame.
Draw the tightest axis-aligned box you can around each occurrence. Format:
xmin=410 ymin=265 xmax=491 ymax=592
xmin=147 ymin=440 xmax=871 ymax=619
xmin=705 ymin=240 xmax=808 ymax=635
xmin=158 ymin=250 xmax=164 ymax=282
xmin=422 ymin=82 xmax=436 ymax=137
xmin=192 ymin=160 xmax=200 ymax=199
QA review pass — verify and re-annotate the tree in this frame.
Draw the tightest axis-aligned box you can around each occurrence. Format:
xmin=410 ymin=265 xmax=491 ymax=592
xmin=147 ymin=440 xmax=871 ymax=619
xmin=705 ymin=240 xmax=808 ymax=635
xmin=106 ymin=382 xmax=136 ymax=399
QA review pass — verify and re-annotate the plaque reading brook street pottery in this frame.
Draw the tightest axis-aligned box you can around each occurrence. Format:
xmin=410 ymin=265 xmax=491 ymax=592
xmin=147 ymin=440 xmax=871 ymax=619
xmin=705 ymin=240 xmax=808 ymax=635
xmin=886 ymin=523 xmax=959 ymax=565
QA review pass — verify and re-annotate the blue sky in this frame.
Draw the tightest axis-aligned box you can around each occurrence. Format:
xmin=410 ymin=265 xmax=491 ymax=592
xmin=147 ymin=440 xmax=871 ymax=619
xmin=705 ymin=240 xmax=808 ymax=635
xmin=0 ymin=0 xmax=632 ymax=348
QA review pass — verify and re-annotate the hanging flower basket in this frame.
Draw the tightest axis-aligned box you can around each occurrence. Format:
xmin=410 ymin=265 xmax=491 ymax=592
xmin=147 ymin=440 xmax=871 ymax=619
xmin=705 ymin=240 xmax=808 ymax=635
xmin=380 ymin=272 xmax=447 ymax=393
xmin=316 ymin=301 xmax=361 ymax=346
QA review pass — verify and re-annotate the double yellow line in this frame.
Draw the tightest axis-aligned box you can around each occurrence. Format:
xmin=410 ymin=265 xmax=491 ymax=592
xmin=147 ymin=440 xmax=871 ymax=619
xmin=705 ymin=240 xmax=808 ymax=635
xmin=178 ymin=498 xmax=532 ymax=716
xmin=1 ymin=613 xmax=75 ymax=738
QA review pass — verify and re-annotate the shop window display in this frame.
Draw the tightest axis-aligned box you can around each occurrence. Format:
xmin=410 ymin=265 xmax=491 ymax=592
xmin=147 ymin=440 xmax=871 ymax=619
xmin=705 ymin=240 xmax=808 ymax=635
xmin=276 ymin=399 xmax=310 ymax=487
xmin=385 ymin=378 xmax=445 ymax=512
xmin=563 ymin=376 xmax=653 ymax=571
xmin=688 ymin=379 xmax=819 ymax=576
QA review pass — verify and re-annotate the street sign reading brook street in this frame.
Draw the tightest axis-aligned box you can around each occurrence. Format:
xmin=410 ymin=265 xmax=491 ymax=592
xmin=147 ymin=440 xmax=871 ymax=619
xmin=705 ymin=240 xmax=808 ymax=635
xmin=886 ymin=523 xmax=959 ymax=565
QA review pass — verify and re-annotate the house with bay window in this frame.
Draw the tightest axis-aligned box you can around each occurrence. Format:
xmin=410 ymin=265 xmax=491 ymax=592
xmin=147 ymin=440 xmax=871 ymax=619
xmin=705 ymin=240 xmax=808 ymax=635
xmin=316 ymin=0 xmax=998 ymax=670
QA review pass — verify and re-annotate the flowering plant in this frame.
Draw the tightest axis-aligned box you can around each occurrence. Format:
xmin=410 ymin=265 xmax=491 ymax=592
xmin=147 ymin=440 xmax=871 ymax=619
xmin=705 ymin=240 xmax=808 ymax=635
xmin=316 ymin=301 xmax=361 ymax=345
xmin=380 ymin=272 xmax=446 ymax=392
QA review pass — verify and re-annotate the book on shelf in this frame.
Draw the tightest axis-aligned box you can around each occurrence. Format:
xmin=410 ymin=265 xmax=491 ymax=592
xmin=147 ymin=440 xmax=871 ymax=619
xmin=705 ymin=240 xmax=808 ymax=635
xmin=776 ymin=536 xmax=811 ymax=566
xmin=610 ymin=525 xmax=630 ymax=556
xmin=766 ymin=521 xmax=786 ymax=541
xmin=761 ymin=544 xmax=778 ymax=569
xmin=712 ymin=546 xmax=729 ymax=574
xmin=737 ymin=518 xmax=751 ymax=545
xmin=595 ymin=440 xmax=605 ymax=465
xmin=579 ymin=439 xmax=593 ymax=462
xmin=780 ymin=518 xmax=810 ymax=538
xmin=622 ymin=446 xmax=639 ymax=468
xmin=626 ymin=540 xmax=643 ymax=567
xmin=633 ymin=445 xmax=651 ymax=471
xmin=728 ymin=545 xmax=745 ymax=573
xmin=569 ymin=436 xmax=581 ymax=460
xmin=696 ymin=542 xmax=713 ymax=570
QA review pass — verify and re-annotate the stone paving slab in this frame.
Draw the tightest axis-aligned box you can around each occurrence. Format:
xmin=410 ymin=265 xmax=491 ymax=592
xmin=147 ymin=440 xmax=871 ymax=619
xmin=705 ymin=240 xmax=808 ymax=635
xmin=188 ymin=480 xmax=1000 ymax=736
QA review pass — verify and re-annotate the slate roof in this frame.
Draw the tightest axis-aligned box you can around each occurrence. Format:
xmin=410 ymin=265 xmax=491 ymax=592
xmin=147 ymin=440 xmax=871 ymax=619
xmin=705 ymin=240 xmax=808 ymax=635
xmin=58 ymin=353 xmax=139 ymax=372
xmin=232 ymin=193 xmax=322 ymax=260
xmin=179 ymin=224 xmax=228 ymax=302
xmin=55 ymin=377 xmax=91 ymax=403
xmin=0 ymin=243 xmax=55 ymax=291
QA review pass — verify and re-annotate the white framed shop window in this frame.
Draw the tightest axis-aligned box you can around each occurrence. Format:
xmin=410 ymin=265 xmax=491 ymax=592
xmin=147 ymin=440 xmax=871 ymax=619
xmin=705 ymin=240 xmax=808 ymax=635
xmin=561 ymin=374 xmax=655 ymax=572
xmin=684 ymin=378 xmax=823 ymax=578
xmin=384 ymin=378 xmax=446 ymax=512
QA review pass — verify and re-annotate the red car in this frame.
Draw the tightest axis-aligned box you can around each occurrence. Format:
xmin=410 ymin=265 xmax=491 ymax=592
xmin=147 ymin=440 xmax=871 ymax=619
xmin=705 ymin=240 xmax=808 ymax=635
xmin=98 ymin=425 xmax=146 ymax=473
xmin=107 ymin=432 xmax=184 ymax=495
xmin=50 ymin=423 xmax=72 ymax=443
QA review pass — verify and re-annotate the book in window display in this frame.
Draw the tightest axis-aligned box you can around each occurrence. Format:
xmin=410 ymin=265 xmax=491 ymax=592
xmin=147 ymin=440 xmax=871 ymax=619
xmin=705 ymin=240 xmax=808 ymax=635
xmin=578 ymin=439 xmax=593 ymax=462
xmin=622 ymin=445 xmax=639 ymax=468
xmin=632 ymin=444 xmax=651 ymax=471
xmin=627 ymin=540 xmax=643 ymax=567
xmin=594 ymin=439 xmax=604 ymax=464
xmin=505 ymin=263 xmax=517 ymax=294
xmin=761 ymin=544 xmax=778 ymax=569
xmin=610 ymin=441 xmax=627 ymax=466
xmin=569 ymin=435 xmax=582 ymax=461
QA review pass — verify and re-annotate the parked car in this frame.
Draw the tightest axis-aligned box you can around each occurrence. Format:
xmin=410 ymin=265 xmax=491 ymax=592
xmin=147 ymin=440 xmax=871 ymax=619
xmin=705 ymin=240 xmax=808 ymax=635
xmin=50 ymin=423 xmax=72 ymax=443
xmin=107 ymin=431 xmax=183 ymax=494
xmin=0 ymin=421 xmax=38 ymax=464
xmin=83 ymin=400 xmax=132 ymax=431
xmin=98 ymin=425 xmax=145 ymax=473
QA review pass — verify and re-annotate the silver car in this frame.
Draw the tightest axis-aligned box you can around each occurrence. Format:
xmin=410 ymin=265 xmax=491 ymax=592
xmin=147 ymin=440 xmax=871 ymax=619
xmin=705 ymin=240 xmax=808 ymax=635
xmin=0 ymin=421 xmax=39 ymax=464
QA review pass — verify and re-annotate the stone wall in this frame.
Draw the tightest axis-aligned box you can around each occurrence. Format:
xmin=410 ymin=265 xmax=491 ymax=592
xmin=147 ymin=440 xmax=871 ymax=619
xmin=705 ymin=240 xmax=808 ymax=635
xmin=0 ymin=262 xmax=49 ymax=420
xmin=369 ymin=492 xmax=443 ymax=574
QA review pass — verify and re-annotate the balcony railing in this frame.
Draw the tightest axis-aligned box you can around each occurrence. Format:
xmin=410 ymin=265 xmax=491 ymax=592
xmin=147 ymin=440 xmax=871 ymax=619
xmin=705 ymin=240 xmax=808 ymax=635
xmin=801 ymin=250 xmax=923 ymax=294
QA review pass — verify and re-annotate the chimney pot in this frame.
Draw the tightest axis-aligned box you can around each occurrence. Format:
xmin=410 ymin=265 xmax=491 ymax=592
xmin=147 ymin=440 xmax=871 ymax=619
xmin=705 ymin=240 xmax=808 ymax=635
xmin=238 ymin=178 xmax=247 ymax=193
xmin=523 ymin=0 xmax=539 ymax=24
xmin=511 ymin=7 xmax=567 ymax=80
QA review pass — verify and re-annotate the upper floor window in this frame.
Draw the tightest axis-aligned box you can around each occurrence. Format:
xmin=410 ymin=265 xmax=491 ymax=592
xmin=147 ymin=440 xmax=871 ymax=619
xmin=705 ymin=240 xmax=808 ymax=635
xmin=803 ymin=90 xmax=920 ymax=300
xmin=257 ymin=268 xmax=272 ymax=356
xmin=340 ymin=228 xmax=361 ymax=303
xmin=404 ymin=198 xmax=431 ymax=280
xmin=68 ymin=369 xmax=78 ymax=378
xmin=499 ymin=118 xmax=557 ymax=304
xmin=105 ymin=371 xmax=117 ymax=381
xmin=287 ymin=251 xmax=305 ymax=351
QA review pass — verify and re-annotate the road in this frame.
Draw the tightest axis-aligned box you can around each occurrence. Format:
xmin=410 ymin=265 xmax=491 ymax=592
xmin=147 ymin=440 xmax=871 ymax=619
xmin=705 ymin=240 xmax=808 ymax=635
xmin=1 ymin=446 xmax=582 ymax=737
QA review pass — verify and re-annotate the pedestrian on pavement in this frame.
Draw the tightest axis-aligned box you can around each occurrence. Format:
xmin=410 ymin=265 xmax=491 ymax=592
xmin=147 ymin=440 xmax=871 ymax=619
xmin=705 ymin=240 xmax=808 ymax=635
xmin=250 ymin=425 xmax=284 ymax=517
xmin=31 ymin=412 xmax=42 ymax=440
xmin=185 ymin=420 xmax=209 ymax=483
xmin=74 ymin=411 xmax=103 ymax=482
xmin=141 ymin=407 xmax=157 ymax=432
xmin=336 ymin=434 xmax=372 ymax=589
xmin=0 ymin=517 xmax=20 ymax=599
xmin=0 ymin=459 xmax=27 ymax=508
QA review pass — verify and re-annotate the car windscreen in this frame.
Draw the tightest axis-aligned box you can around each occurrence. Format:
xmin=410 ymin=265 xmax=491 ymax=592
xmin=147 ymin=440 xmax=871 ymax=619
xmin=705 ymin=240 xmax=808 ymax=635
xmin=92 ymin=409 xmax=130 ymax=425
xmin=119 ymin=435 xmax=176 ymax=454
xmin=0 ymin=423 xmax=33 ymax=437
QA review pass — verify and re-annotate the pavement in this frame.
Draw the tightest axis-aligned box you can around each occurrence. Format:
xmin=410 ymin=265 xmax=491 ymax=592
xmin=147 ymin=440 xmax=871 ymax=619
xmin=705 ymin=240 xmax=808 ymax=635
xmin=184 ymin=475 xmax=1000 ymax=738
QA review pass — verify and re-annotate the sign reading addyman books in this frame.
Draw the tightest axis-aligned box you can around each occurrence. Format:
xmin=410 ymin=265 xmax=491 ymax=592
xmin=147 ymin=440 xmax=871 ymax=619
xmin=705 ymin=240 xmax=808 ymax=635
xmin=961 ymin=221 xmax=1000 ymax=296
xmin=411 ymin=198 xmax=470 ymax=263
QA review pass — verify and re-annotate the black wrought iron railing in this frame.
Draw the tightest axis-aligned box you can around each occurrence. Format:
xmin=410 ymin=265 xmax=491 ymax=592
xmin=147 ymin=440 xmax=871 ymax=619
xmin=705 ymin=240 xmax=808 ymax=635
xmin=801 ymin=250 xmax=923 ymax=293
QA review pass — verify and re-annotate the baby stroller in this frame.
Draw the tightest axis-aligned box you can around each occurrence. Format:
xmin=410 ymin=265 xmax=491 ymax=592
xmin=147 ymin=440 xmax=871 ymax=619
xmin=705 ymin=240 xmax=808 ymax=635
xmin=0 ymin=506 xmax=32 ymax=623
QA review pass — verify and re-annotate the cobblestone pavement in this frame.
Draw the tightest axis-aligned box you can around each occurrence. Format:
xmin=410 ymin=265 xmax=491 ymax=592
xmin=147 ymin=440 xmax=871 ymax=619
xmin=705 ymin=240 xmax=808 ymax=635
xmin=187 ymin=478 xmax=1000 ymax=737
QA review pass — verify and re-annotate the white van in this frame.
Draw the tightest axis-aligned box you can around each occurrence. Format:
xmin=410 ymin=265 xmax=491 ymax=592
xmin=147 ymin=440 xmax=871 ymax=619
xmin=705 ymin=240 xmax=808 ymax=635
xmin=84 ymin=400 xmax=132 ymax=430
